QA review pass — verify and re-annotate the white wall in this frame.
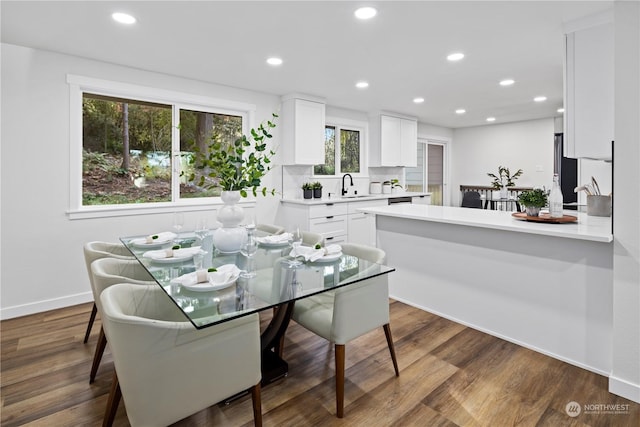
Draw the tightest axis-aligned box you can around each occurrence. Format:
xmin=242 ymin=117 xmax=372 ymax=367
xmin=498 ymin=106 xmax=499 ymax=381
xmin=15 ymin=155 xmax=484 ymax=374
xmin=450 ymin=118 xmax=555 ymax=206
xmin=0 ymin=44 xmax=283 ymax=318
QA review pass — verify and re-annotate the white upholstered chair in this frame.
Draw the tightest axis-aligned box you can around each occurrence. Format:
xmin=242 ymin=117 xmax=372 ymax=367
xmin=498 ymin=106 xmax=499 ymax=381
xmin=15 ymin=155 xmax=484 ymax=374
xmin=291 ymin=242 xmax=399 ymax=418
xmin=82 ymin=241 xmax=135 ymax=343
xmin=301 ymin=230 xmax=324 ymax=247
xmin=88 ymin=257 xmax=155 ymax=383
xmin=99 ymin=283 xmax=262 ymax=427
xmin=256 ymin=223 xmax=285 ymax=235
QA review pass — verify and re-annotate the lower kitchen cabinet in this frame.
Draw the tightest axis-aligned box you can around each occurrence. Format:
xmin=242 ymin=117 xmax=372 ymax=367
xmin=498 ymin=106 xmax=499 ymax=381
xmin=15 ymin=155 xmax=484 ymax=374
xmin=412 ymin=195 xmax=431 ymax=205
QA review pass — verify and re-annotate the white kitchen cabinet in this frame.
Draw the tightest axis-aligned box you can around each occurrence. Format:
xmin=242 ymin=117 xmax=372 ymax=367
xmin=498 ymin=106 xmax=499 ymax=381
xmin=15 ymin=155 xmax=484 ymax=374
xmin=281 ymin=94 xmax=326 ymax=165
xmin=564 ymin=21 xmax=613 ymax=160
xmin=411 ymin=195 xmax=431 ymax=205
xmin=347 ymin=199 xmax=388 ymax=246
xmin=370 ymin=114 xmax=418 ymax=167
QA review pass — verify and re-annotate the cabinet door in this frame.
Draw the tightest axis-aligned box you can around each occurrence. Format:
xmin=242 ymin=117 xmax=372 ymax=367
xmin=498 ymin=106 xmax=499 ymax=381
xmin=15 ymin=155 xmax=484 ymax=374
xmin=380 ymin=115 xmax=401 ymax=166
xmin=565 ymin=23 xmax=613 ymax=159
xmin=412 ymin=195 xmax=431 ymax=205
xmin=400 ymin=119 xmax=418 ymax=167
xmin=348 ymin=212 xmax=376 ymax=246
xmin=294 ymin=99 xmax=326 ymax=164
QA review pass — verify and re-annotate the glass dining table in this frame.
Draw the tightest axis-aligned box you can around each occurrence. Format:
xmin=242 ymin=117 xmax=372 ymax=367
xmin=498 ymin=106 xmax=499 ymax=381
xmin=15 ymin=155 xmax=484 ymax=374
xmin=120 ymin=230 xmax=395 ymax=386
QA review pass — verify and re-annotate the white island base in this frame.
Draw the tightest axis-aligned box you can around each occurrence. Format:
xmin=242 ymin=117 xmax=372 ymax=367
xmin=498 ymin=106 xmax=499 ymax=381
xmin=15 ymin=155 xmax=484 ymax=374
xmin=364 ymin=205 xmax=614 ymax=375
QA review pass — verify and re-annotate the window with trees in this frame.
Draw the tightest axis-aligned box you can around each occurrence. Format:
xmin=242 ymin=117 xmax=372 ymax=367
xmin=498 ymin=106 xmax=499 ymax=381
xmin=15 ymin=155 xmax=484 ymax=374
xmin=71 ymin=75 xmax=252 ymax=214
xmin=314 ymin=125 xmax=362 ymax=176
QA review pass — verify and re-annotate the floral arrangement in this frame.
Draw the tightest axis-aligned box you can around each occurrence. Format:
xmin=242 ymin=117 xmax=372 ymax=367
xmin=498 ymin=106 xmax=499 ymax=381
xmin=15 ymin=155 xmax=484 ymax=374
xmin=488 ymin=166 xmax=523 ymax=190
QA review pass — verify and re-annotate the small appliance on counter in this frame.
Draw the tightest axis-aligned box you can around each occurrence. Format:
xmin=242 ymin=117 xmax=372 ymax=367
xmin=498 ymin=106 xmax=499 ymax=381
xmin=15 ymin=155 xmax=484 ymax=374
xmin=370 ymin=181 xmax=382 ymax=194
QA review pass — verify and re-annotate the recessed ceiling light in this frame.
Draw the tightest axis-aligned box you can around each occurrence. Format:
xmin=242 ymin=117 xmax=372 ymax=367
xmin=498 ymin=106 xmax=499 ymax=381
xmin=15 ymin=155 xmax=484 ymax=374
xmin=266 ymin=57 xmax=283 ymax=66
xmin=413 ymin=97 xmax=425 ymax=104
xmin=354 ymin=7 xmax=377 ymax=20
xmin=534 ymin=96 xmax=547 ymax=102
xmin=499 ymin=79 xmax=515 ymax=86
xmin=447 ymin=52 xmax=465 ymax=62
xmin=455 ymin=109 xmax=466 ymax=114
xmin=355 ymin=81 xmax=369 ymax=89
xmin=557 ymin=108 xmax=565 ymax=113
xmin=486 ymin=117 xmax=496 ymax=122
xmin=112 ymin=12 xmax=136 ymax=24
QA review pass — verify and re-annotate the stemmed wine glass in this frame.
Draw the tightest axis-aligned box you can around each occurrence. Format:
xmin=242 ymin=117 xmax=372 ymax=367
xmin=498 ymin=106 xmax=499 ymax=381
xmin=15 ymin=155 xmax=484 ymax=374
xmin=194 ymin=218 xmax=210 ymax=245
xmin=172 ymin=212 xmax=185 ymax=244
xmin=286 ymin=226 xmax=303 ymax=267
xmin=240 ymin=226 xmax=258 ymax=278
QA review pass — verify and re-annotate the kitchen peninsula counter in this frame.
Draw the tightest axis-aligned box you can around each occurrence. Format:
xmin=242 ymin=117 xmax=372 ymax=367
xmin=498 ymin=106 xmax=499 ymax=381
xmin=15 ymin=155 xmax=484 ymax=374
xmin=358 ymin=204 xmax=614 ymax=377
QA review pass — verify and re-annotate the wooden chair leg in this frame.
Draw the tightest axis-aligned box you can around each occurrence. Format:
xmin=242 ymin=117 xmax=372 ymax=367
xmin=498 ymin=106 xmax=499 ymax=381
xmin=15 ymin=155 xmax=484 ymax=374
xmin=383 ymin=324 xmax=400 ymax=376
xmin=90 ymin=326 xmax=107 ymax=383
xmin=102 ymin=370 xmax=121 ymax=427
xmin=83 ymin=303 xmax=98 ymax=343
xmin=250 ymin=382 xmax=263 ymax=427
xmin=335 ymin=344 xmax=345 ymax=418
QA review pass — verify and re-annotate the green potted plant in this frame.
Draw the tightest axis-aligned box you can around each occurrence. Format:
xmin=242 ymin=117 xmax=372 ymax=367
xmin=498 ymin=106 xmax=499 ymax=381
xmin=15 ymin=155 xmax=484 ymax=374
xmin=488 ymin=166 xmax=523 ymax=198
xmin=390 ymin=178 xmax=403 ymax=194
xmin=311 ymin=181 xmax=323 ymax=198
xmin=302 ymin=182 xmax=313 ymax=199
xmin=518 ymin=188 xmax=547 ymax=216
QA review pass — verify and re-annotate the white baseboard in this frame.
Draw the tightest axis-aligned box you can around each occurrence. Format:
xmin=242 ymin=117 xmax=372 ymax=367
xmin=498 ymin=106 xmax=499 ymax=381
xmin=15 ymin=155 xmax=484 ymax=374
xmin=389 ymin=294 xmax=610 ymax=377
xmin=0 ymin=291 xmax=93 ymax=320
xmin=609 ymin=375 xmax=640 ymax=404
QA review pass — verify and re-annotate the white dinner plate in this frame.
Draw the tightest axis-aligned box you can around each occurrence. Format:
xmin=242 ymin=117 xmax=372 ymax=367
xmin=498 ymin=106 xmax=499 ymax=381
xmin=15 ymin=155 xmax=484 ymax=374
xmin=148 ymin=253 xmax=195 ymax=264
xmin=143 ymin=247 xmax=201 ymax=264
xmin=130 ymin=239 xmax=172 ymax=249
xmin=257 ymin=239 xmax=290 ymax=248
xmin=174 ymin=264 xmax=240 ymax=292
xmin=311 ymin=251 xmax=342 ymax=263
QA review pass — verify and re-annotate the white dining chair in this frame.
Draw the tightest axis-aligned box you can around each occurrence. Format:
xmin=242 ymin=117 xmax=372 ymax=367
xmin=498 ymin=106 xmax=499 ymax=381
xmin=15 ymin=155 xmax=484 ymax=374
xmin=301 ymin=230 xmax=324 ymax=247
xmin=291 ymin=242 xmax=399 ymax=418
xmin=88 ymin=257 xmax=155 ymax=383
xmin=256 ymin=223 xmax=285 ymax=235
xmin=99 ymin=283 xmax=262 ymax=427
xmin=82 ymin=241 xmax=135 ymax=344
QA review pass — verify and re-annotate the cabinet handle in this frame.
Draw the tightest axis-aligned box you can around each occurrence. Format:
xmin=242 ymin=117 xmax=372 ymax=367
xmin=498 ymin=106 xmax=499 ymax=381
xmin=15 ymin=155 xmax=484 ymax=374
xmin=326 ymin=237 xmax=334 ymax=241
xmin=325 ymin=203 xmax=334 ymax=206
xmin=326 ymin=216 xmax=334 ymax=219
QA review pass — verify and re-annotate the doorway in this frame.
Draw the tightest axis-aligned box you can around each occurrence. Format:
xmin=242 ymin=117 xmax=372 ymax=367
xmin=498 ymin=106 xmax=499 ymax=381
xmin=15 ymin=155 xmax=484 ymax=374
xmin=405 ymin=139 xmax=448 ymax=206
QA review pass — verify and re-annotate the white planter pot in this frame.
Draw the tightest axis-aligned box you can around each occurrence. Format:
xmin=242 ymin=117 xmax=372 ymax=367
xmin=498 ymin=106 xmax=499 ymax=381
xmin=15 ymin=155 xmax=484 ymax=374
xmin=213 ymin=191 xmax=247 ymax=253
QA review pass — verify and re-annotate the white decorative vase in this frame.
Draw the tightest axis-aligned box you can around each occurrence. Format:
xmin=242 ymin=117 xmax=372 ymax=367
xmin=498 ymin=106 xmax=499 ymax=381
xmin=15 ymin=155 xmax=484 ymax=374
xmin=500 ymin=186 xmax=508 ymax=199
xmin=213 ymin=191 xmax=247 ymax=253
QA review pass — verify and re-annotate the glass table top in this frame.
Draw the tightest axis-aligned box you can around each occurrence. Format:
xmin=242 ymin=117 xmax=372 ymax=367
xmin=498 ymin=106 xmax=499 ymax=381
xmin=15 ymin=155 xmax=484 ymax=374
xmin=121 ymin=230 xmax=395 ymax=329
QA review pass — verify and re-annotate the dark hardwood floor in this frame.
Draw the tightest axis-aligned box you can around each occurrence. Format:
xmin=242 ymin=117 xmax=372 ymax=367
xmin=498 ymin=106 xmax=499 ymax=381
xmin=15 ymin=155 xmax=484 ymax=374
xmin=1 ymin=300 xmax=638 ymax=426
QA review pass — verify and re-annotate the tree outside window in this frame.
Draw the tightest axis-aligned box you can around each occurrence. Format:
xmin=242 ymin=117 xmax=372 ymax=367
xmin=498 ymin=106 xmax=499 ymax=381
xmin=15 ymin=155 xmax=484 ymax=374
xmin=314 ymin=125 xmax=361 ymax=176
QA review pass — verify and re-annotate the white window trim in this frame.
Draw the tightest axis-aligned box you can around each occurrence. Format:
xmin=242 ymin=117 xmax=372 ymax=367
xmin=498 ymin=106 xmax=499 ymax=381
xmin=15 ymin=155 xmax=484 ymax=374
xmin=316 ymin=115 xmax=368 ymax=178
xmin=67 ymin=74 xmax=256 ymax=220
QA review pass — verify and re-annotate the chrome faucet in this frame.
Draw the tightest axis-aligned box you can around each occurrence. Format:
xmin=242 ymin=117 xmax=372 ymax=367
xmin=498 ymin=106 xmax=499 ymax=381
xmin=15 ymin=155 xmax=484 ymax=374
xmin=341 ymin=173 xmax=353 ymax=196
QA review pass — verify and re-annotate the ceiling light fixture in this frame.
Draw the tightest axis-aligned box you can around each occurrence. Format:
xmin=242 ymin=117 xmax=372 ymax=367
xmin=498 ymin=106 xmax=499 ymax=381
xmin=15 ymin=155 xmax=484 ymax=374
xmin=413 ymin=97 xmax=425 ymax=104
xmin=447 ymin=52 xmax=465 ymax=61
xmin=355 ymin=81 xmax=369 ymax=89
xmin=557 ymin=108 xmax=565 ymax=113
xmin=112 ymin=12 xmax=136 ymax=24
xmin=499 ymin=79 xmax=515 ymax=86
xmin=455 ymin=109 xmax=466 ymax=114
xmin=534 ymin=96 xmax=547 ymax=102
xmin=266 ymin=57 xmax=283 ymax=66
xmin=486 ymin=117 xmax=496 ymax=122
xmin=354 ymin=7 xmax=377 ymax=20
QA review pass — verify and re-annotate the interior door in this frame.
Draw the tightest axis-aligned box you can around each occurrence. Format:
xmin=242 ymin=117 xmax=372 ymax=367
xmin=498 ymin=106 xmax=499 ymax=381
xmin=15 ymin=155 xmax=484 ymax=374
xmin=405 ymin=140 xmax=448 ymax=206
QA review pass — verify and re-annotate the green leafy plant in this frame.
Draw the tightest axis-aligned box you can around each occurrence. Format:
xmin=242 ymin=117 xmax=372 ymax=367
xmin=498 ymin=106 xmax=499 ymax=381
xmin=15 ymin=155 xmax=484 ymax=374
xmin=390 ymin=179 xmax=402 ymax=189
xmin=488 ymin=166 xmax=523 ymax=189
xmin=518 ymin=189 xmax=547 ymax=208
xmin=186 ymin=113 xmax=278 ymax=197
xmin=302 ymin=182 xmax=313 ymax=190
xmin=311 ymin=181 xmax=323 ymax=190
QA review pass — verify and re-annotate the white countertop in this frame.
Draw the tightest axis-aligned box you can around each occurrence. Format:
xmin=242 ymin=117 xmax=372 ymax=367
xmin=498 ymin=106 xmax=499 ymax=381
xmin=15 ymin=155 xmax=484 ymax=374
xmin=280 ymin=192 xmax=431 ymax=205
xmin=357 ymin=204 xmax=613 ymax=243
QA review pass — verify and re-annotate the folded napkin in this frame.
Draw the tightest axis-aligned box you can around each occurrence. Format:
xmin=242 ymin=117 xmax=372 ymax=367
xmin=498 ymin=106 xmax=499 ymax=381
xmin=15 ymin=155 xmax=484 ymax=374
xmin=290 ymin=244 xmax=342 ymax=262
xmin=131 ymin=231 xmax=177 ymax=245
xmin=143 ymin=246 xmax=202 ymax=260
xmin=256 ymin=233 xmax=292 ymax=244
xmin=171 ymin=264 xmax=240 ymax=287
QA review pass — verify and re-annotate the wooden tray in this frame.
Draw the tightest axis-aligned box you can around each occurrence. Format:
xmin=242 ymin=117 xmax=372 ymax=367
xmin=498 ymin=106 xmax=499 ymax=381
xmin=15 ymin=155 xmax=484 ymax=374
xmin=512 ymin=212 xmax=578 ymax=223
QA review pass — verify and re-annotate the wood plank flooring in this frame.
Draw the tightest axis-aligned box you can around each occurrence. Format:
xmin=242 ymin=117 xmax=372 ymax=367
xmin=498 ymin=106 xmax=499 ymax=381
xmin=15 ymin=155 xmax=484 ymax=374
xmin=1 ymin=300 xmax=638 ymax=426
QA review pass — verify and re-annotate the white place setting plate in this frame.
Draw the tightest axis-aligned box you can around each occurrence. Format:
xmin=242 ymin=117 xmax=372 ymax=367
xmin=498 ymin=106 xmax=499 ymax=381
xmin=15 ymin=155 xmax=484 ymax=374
xmin=310 ymin=251 xmax=343 ymax=263
xmin=143 ymin=246 xmax=202 ymax=264
xmin=172 ymin=264 xmax=241 ymax=292
xmin=129 ymin=231 xmax=177 ymax=248
xmin=255 ymin=233 xmax=292 ymax=248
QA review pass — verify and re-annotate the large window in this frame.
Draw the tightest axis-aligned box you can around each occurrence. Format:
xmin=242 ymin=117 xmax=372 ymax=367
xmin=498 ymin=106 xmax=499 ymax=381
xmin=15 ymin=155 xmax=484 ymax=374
xmin=314 ymin=125 xmax=362 ymax=176
xmin=70 ymin=75 xmax=253 ymax=216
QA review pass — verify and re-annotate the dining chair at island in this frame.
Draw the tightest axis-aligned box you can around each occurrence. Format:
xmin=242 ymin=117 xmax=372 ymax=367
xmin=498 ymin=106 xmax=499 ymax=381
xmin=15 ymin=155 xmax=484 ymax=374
xmin=99 ymin=283 xmax=263 ymax=427
xmin=88 ymin=257 xmax=155 ymax=383
xmin=290 ymin=243 xmax=400 ymax=418
xmin=82 ymin=241 xmax=135 ymax=343
xmin=461 ymin=191 xmax=483 ymax=209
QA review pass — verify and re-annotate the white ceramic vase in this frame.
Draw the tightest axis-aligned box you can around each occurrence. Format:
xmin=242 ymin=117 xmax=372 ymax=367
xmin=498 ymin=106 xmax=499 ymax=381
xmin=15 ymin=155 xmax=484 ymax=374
xmin=500 ymin=186 xmax=508 ymax=199
xmin=212 ymin=191 xmax=247 ymax=253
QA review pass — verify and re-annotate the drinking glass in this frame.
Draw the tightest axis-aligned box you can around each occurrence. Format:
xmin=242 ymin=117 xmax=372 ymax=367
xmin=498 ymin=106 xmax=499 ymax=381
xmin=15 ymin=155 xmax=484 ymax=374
xmin=240 ymin=229 xmax=258 ymax=278
xmin=286 ymin=226 xmax=303 ymax=267
xmin=194 ymin=218 xmax=209 ymax=244
xmin=172 ymin=212 xmax=184 ymax=233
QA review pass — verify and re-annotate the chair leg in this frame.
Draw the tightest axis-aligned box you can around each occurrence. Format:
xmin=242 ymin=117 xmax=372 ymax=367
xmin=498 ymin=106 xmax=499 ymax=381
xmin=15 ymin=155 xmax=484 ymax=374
xmin=335 ymin=344 xmax=345 ymax=418
xmin=250 ymin=382 xmax=263 ymax=427
xmin=383 ymin=324 xmax=400 ymax=377
xmin=90 ymin=326 xmax=108 ymax=383
xmin=83 ymin=303 xmax=98 ymax=343
xmin=102 ymin=370 xmax=121 ymax=427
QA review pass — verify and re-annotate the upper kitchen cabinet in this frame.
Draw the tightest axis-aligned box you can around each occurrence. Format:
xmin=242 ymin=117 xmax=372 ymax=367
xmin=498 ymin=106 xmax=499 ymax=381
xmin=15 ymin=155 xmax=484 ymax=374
xmin=369 ymin=113 xmax=418 ymax=167
xmin=564 ymin=14 xmax=613 ymax=160
xmin=280 ymin=94 xmax=326 ymax=165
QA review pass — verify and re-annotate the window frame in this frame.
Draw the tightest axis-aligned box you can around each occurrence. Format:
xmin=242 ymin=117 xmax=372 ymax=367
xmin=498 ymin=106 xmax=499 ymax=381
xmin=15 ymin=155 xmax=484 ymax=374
xmin=314 ymin=116 xmax=367 ymax=177
xmin=67 ymin=75 xmax=256 ymax=219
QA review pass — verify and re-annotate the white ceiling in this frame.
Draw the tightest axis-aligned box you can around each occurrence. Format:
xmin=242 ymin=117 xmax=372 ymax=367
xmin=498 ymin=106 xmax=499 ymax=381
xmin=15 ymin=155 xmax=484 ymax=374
xmin=1 ymin=0 xmax=612 ymax=128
